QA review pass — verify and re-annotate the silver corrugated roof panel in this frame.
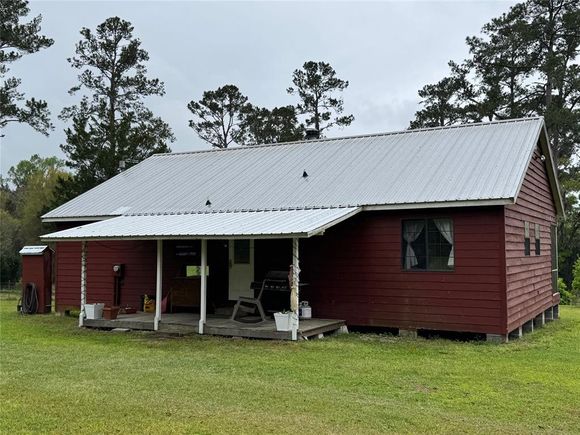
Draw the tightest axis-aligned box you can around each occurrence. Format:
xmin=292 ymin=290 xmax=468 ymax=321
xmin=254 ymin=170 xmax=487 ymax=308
xmin=19 ymin=245 xmax=49 ymax=255
xmin=40 ymin=208 xmax=361 ymax=240
xmin=43 ymin=117 xmax=546 ymax=220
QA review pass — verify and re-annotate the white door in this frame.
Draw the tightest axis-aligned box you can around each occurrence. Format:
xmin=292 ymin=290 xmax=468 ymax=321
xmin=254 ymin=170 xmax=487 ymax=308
xmin=228 ymin=239 xmax=254 ymax=300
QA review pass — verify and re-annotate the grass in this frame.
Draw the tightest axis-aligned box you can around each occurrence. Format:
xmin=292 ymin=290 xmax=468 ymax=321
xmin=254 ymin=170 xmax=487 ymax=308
xmin=1 ymin=291 xmax=579 ymax=434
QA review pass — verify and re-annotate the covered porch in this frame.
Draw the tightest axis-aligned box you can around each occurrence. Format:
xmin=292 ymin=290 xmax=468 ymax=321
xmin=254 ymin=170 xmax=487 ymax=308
xmin=42 ymin=208 xmax=359 ymax=340
xmin=83 ymin=312 xmax=346 ymax=340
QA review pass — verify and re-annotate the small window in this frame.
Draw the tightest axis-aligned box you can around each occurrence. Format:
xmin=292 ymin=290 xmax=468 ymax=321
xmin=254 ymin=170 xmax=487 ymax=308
xmin=534 ymin=223 xmax=541 ymax=255
xmin=402 ymin=218 xmax=454 ymax=271
xmin=524 ymin=221 xmax=530 ymax=256
xmin=234 ymin=240 xmax=251 ymax=264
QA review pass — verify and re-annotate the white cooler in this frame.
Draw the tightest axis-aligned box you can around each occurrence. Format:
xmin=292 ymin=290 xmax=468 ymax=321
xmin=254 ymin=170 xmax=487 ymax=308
xmin=85 ymin=303 xmax=105 ymax=320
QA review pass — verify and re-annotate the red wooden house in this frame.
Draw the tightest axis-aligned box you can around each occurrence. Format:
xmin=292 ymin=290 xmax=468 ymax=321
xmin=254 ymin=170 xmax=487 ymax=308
xmin=41 ymin=117 xmax=563 ymax=341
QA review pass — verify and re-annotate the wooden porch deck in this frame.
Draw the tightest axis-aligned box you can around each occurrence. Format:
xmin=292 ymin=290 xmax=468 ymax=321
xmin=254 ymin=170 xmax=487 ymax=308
xmin=83 ymin=313 xmax=346 ymax=340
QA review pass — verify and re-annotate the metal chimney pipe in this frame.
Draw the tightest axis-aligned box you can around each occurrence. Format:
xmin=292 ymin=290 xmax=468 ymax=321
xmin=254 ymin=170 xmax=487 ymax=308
xmin=305 ymin=128 xmax=319 ymax=140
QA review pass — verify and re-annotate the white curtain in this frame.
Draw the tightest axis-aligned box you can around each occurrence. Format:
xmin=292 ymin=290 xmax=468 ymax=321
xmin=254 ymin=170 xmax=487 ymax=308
xmin=403 ymin=221 xmax=425 ymax=269
xmin=434 ymin=218 xmax=454 ymax=267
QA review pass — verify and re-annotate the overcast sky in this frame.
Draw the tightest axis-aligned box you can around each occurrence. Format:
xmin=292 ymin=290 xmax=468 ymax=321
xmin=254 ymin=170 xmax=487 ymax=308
xmin=0 ymin=0 xmax=517 ymax=174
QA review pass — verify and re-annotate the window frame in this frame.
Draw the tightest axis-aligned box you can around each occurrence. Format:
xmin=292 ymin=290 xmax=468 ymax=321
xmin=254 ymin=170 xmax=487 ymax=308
xmin=534 ymin=223 xmax=541 ymax=256
xmin=524 ymin=221 xmax=531 ymax=256
xmin=401 ymin=218 xmax=455 ymax=272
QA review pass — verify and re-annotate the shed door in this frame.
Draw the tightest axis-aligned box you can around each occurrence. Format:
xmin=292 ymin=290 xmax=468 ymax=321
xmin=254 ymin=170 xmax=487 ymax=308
xmin=228 ymin=239 xmax=254 ymax=300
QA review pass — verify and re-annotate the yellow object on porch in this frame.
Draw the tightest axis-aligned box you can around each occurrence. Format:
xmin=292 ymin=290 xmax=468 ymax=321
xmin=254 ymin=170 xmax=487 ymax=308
xmin=143 ymin=296 xmax=155 ymax=313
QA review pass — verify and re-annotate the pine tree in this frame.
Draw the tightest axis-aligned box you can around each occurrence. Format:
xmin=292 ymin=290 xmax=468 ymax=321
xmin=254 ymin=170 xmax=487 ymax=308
xmin=412 ymin=0 xmax=579 ymax=167
xmin=187 ymin=84 xmax=250 ymax=149
xmin=58 ymin=17 xmax=173 ymax=198
xmin=287 ymin=61 xmax=354 ymax=136
xmin=0 ymin=0 xmax=53 ymax=135
xmin=239 ymin=105 xmax=304 ymax=145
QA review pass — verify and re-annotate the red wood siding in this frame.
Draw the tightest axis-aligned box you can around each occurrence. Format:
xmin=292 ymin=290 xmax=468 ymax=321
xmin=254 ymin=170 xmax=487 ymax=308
xmin=55 ymin=239 xmax=229 ymax=311
xmin=301 ymin=207 xmax=506 ymax=334
xmin=55 ymin=240 xmax=156 ymax=311
xmin=505 ymin=149 xmax=557 ymax=332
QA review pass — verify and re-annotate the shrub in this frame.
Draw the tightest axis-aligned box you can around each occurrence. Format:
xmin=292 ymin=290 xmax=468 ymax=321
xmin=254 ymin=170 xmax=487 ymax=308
xmin=558 ymin=278 xmax=574 ymax=305
xmin=570 ymin=258 xmax=580 ymax=305
xmin=572 ymin=258 xmax=580 ymax=293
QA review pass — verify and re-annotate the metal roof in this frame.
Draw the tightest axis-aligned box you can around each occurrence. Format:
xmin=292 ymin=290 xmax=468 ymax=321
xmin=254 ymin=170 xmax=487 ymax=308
xmin=19 ymin=245 xmax=49 ymax=255
xmin=43 ymin=117 xmax=555 ymax=221
xmin=40 ymin=207 xmax=361 ymax=241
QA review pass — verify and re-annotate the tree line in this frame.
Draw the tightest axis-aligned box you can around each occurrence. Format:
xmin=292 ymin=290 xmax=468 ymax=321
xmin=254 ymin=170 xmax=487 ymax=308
xmin=2 ymin=2 xmax=353 ymax=201
xmin=1 ymin=0 xmax=579 ymax=300
xmin=187 ymin=63 xmax=353 ymax=149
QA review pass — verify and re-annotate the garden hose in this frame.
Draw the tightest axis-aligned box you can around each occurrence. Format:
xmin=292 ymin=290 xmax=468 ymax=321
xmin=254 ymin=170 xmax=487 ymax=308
xmin=20 ymin=282 xmax=38 ymax=314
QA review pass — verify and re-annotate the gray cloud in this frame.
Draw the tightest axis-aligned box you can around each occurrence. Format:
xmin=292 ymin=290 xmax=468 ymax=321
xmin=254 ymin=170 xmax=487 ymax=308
xmin=0 ymin=0 xmax=516 ymax=173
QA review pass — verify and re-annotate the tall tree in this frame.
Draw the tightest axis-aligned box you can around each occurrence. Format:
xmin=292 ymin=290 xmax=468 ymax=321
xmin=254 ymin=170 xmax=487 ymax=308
xmin=0 ymin=0 xmax=53 ymax=135
xmin=58 ymin=17 xmax=173 ymax=198
xmin=409 ymin=74 xmax=467 ymax=128
xmin=8 ymin=154 xmax=67 ymax=244
xmin=8 ymin=153 xmax=63 ymax=190
xmin=287 ymin=61 xmax=354 ymax=136
xmin=412 ymin=0 xmax=579 ymax=166
xmin=187 ymin=84 xmax=250 ymax=149
xmin=411 ymin=0 xmax=580 ymax=285
xmin=239 ymin=105 xmax=304 ymax=145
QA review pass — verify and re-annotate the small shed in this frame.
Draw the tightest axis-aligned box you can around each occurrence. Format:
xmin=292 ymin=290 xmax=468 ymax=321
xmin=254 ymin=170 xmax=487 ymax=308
xmin=20 ymin=245 xmax=53 ymax=314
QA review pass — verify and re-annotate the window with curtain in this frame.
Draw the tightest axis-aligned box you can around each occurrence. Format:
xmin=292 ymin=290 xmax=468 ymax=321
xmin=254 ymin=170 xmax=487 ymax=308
xmin=402 ymin=218 xmax=454 ymax=271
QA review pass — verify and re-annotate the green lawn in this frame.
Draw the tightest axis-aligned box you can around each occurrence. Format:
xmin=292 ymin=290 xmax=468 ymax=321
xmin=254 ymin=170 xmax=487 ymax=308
xmin=1 ymin=292 xmax=579 ymax=434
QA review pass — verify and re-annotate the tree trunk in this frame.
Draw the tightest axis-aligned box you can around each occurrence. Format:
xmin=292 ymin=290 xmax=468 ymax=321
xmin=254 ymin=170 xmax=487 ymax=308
xmin=108 ymin=36 xmax=119 ymax=171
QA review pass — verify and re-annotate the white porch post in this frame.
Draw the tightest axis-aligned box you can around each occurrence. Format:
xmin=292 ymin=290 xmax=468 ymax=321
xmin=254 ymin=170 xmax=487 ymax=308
xmin=154 ymin=239 xmax=163 ymax=331
xmin=290 ymin=238 xmax=300 ymax=341
xmin=79 ymin=240 xmax=87 ymax=327
xmin=199 ymin=239 xmax=207 ymax=334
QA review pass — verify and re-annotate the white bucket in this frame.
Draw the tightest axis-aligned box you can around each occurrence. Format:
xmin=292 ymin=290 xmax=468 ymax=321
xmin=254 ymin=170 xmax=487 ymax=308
xmin=85 ymin=303 xmax=104 ymax=320
xmin=299 ymin=301 xmax=312 ymax=319
xmin=274 ymin=312 xmax=292 ymax=331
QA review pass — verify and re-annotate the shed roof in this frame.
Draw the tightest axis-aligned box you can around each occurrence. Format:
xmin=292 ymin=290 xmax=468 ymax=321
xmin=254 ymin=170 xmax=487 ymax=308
xmin=19 ymin=245 xmax=49 ymax=255
xmin=42 ymin=117 xmax=562 ymax=222
xmin=40 ymin=207 xmax=361 ymax=241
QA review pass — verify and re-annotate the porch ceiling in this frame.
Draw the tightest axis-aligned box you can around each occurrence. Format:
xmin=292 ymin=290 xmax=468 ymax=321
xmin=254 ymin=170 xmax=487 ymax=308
xmin=40 ymin=207 xmax=361 ymax=241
